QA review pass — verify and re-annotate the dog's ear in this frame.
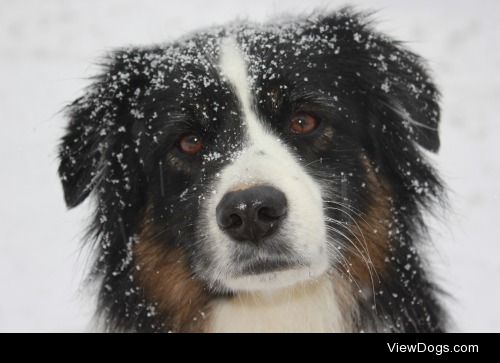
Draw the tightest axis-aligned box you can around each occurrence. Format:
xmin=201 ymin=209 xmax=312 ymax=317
xmin=317 ymin=9 xmax=441 ymax=152
xmin=368 ymin=34 xmax=441 ymax=152
xmin=58 ymin=95 xmax=107 ymax=208
xmin=58 ymin=50 xmax=147 ymax=208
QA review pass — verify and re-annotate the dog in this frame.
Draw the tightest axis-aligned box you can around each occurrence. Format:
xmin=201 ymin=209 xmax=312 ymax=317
xmin=59 ymin=8 xmax=446 ymax=332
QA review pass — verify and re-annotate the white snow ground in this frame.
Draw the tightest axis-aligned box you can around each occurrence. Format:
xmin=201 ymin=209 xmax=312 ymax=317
xmin=0 ymin=0 xmax=499 ymax=332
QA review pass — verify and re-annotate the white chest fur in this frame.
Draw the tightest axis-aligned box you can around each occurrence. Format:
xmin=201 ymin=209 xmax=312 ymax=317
xmin=208 ymin=275 xmax=349 ymax=333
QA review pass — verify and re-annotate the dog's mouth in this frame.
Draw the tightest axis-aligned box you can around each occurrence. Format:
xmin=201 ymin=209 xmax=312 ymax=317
xmin=219 ymin=254 xmax=329 ymax=292
xmin=235 ymin=257 xmax=304 ymax=276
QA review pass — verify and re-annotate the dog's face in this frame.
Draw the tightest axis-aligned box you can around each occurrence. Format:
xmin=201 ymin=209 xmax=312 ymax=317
xmin=195 ymin=38 xmax=334 ymax=291
xmin=59 ymin=12 xmax=440 ymax=305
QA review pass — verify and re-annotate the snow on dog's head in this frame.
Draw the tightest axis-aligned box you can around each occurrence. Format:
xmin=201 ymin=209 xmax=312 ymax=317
xmin=59 ymin=9 xmax=444 ymax=332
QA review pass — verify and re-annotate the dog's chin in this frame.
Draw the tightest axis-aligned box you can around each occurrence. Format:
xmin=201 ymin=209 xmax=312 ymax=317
xmin=220 ymin=256 xmax=330 ymax=293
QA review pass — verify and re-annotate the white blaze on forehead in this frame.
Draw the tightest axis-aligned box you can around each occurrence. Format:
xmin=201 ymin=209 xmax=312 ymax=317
xmin=219 ymin=38 xmax=264 ymax=141
xmin=219 ymin=38 xmax=252 ymax=111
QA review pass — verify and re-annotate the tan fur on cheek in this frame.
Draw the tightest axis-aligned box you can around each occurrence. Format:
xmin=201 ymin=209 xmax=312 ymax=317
xmin=133 ymin=227 xmax=212 ymax=332
xmin=346 ymin=156 xmax=392 ymax=288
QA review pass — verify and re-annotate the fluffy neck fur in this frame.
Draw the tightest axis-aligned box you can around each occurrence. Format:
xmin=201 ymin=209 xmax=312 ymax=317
xmin=208 ymin=274 xmax=353 ymax=333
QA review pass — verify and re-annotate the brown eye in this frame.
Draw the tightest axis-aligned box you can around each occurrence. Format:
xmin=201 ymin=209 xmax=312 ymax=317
xmin=289 ymin=113 xmax=319 ymax=135
xmin=178 ymin=134 xmax=203 ymax=155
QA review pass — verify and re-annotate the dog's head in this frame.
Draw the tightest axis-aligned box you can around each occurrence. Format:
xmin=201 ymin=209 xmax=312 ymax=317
xmin=59 ymin=10 xmax=441 ymax=327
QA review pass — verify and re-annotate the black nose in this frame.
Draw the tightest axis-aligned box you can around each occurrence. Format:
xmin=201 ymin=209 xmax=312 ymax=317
xmin=216 ymin=186 xmax=288 ymax=244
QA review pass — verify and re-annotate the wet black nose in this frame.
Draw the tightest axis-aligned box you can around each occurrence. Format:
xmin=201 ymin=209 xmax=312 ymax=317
xmin=216 ymin=186 xmax=288 ymax=244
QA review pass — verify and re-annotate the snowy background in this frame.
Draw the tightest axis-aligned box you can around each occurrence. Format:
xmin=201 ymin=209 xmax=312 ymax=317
xmin=1 ymin=0 xmax=499 ymax=332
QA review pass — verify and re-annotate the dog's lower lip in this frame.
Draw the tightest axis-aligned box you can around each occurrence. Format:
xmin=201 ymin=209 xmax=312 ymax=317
xmin=237 ymin=258 xmax=301 ymax=276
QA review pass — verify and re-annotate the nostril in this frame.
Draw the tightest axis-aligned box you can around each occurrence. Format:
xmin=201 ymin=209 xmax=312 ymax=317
xmin=228 ymin=214 xmax=243 ymax=228
xmin=217 ymin=211 xmax=243 ymax=230
xmin=257 ymin=207 xmax=285 ymax=222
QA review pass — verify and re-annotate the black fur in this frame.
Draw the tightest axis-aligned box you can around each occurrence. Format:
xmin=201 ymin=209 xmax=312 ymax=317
xmin=59 ymin=9 xmax=446 ymax=332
